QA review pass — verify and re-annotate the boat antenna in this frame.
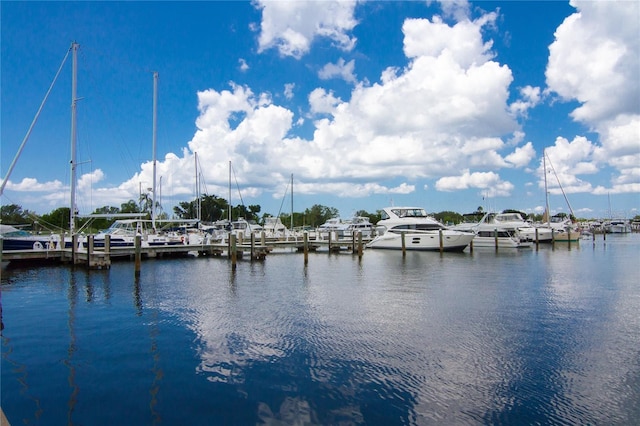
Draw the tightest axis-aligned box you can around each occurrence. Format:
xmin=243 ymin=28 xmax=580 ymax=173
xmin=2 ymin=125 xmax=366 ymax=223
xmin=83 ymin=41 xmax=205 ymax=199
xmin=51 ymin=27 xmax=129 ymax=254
xmin=1 ymin=45 xmax=73 ymax=197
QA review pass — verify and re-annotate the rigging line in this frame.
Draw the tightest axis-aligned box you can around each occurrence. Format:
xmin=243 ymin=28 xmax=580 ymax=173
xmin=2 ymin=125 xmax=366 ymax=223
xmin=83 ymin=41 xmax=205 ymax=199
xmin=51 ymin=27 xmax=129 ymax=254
xmin=230 ymin=162 xmax=245 ymax=209
xmin=1 ymin=45 xmax=72 ymax=197
xmin=545 ymin=151 xmax=575 ymax=219
xmin=76 ymin=47 xmax=140 ymax=181
xmin=196 ymin=154 xmax=209 ymax=196
xmin=277 ymin=178 xmax=290 ymax=217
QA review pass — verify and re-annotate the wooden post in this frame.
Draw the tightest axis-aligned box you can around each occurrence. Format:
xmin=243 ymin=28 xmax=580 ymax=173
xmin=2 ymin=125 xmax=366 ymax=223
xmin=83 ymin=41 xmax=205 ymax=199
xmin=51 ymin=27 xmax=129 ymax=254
xmin=494 ymin=228 xmax=499 ymax=251
xmin=439 ymin=229 xmax=444 ymax=253
xmin=566 ymin=226 xmax=571 ymax=249
xmin=469 ymin=238 xmax=473 ymax=253
xmin=261 ymin=230 xmax=266 ymax=246
xmin=551 ymin=229 xmax=556 ymax=248
xmin=352 ymin=231 xmax=356 ymax=253
xmin=72 ymin=234 xmax=78 ymax=264
xmin=87 ymin=235 xmax=94 ymax=268
xmin=250 ymin=232 xmax=255 ymax=260
xmin=105 ymin=234 xmax=111 ymax=258
xmin=357 ymin=231 xmax=363 ymax=259
xmin=535 ymin=228 xmax=539 ymax=250
xmin=134 ymin=235 xmax=141 ymax=276
xmin=328 ymin=231 xmax=332 ymax=252
xmin=230 ymin=233 xmax=237 ymax=270
xmin=401 ymin=232 xmax=406 ymax=256
xmin=303 ymin=232 xmax=309 ymax=265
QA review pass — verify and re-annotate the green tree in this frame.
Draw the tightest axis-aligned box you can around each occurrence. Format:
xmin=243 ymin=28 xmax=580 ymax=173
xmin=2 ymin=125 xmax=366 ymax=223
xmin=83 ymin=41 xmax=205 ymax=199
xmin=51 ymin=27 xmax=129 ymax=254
xmin=232 ymin=204 xmax=261 ymax=222
xmin=433 ymin=211 xmax=463 ymax=225
xmin=303 ymin=204 xmax=339 ymax=227
xmin=0 ymin=204 xmax=33 ymax=225
xmin=40 ymin=207 xmax=71 ymax=231
xmin=120 ymin=200 xmax=141 ymax=214
xmin=174 ymin=194 xmax=229 ymax=222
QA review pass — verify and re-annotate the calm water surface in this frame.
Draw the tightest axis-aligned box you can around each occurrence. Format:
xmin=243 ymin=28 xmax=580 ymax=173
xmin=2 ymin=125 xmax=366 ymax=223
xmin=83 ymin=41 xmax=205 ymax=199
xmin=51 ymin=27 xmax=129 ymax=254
xmin=2 ymin=234 xmax=639 ymax=425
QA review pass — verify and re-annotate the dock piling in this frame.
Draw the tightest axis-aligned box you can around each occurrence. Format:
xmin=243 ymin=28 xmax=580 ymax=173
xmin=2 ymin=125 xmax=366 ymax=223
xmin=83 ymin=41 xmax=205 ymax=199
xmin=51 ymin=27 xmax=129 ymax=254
xmin=230 ymin=234 xmax=237 ymax=270
xmin=134 ymin=235 xmax=141 ymax=276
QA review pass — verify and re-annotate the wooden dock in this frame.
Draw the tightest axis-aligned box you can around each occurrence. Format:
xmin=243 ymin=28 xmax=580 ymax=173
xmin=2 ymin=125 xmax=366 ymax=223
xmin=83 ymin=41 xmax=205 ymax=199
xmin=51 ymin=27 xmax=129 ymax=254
xmin=1 ymin=232 xmax=371 ymax=270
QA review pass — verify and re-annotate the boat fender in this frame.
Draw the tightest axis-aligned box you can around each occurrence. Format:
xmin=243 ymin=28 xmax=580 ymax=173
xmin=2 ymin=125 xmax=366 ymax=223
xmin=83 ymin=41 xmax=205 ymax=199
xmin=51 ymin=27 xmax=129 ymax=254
xmin=33 ymin=241 xmax=43 ymax=250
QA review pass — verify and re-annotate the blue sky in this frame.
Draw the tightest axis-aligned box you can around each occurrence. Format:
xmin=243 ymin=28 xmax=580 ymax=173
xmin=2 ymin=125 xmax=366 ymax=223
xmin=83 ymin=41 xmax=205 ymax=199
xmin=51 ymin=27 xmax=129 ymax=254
xmin=2 ymin=0 xmax=639 ymax=220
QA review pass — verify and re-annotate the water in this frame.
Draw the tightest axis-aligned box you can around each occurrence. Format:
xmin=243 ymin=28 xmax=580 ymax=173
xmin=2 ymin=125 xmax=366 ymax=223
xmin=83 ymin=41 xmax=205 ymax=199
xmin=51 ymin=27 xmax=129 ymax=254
xmin=2 ymin=235 xmax=639 ymax=425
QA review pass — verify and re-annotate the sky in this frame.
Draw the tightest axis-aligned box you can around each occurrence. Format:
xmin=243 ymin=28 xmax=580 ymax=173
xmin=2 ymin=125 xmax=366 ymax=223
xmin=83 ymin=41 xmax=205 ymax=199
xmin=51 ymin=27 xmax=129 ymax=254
xmin=1 ymin=0 xmax=639 ymax=221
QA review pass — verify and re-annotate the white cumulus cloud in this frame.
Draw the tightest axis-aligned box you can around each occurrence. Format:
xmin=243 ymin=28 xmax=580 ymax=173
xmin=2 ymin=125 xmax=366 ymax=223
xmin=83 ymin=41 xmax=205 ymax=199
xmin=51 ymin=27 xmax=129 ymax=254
xmin=255 ymin=0 xmax=358 ymax=59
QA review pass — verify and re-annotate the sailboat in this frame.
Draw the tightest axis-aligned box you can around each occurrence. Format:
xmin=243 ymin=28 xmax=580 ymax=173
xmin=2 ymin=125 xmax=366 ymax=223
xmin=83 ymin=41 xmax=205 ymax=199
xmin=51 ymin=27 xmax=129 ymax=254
xmin=1 ymin=42 xmax=82 ymax=251
xmin=541 ymin=150 xmax=581 ymax=242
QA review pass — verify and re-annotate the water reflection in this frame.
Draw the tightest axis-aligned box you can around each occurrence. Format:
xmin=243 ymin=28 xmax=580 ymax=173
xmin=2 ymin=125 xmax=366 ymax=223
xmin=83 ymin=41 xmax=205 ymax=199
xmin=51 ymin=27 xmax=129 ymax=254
xmin=1 ymin=236 xmax=639 ymax=424
xmin=65 ymin=272 xmax=79 ymax=425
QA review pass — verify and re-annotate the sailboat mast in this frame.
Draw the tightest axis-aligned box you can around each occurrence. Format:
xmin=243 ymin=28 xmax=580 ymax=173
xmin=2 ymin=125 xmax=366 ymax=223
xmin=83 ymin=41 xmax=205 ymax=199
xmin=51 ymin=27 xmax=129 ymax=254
xmin=195 ymin=152 xmax=201 ymax=221
xmin=228 ymin=161 xmax=232 ymax=222
xmin=290 ymin=173 xmax=294 ymax=231
xmin=69 ymin=42 xmax=79 ymax=234
xmin=151 ymin=71 xmax=158 ymax=230
xmin=544 ymin=150 xmax=550 ymax=226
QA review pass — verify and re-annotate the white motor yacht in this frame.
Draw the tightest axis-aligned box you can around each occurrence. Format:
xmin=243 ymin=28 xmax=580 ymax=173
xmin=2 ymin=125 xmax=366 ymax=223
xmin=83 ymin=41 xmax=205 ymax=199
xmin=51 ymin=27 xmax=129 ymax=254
xmin=366 ymin=207 xmax=475 ymax=252
xmin=453 ymin=213 xmax=532 ymax=248
xmin=491 ymin=212 xmax=553 ymax=243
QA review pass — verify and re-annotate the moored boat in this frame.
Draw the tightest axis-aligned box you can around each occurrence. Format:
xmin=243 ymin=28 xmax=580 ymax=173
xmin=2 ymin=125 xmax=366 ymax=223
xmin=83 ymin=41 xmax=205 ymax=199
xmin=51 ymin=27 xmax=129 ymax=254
xmin=366 ymin=207 xmax=475 ymax=252
xmin=492 ymin=212 xmax=553 ymax=243
xmin=453 ymin=213 xmax=532 ymax=248
xmin=0 ymin=224 xmax=61 ymax=251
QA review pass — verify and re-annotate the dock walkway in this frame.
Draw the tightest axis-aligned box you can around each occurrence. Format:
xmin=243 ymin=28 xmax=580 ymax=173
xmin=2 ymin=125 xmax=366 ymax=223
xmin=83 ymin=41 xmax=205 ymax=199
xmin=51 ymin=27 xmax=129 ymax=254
xmin=1 ymin=232 xmax=371 ymax=269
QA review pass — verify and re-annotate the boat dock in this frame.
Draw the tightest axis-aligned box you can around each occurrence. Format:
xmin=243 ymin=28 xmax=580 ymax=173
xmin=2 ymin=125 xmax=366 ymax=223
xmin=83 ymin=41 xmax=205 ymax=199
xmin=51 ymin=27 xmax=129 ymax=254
xmin=1 ymin=232 xmax=371 ymax=270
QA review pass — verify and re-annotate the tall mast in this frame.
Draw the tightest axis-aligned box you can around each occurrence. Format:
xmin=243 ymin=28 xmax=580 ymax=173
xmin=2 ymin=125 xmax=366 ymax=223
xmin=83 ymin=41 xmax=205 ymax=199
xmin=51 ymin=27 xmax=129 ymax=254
xmin=69 ymin=42 xmax=79 ymax=234
xmin=228 ymin=161 xmax=232 ymax=222
xmin=544 ymin=150 xmax=550 ymax=226
xmin=195 ymin=152 xmax=201 ymax=221
xmin=290 ymin=173 xmax=294 ymax=231
xmin=151 ymin=71 xmax=158 ymax=230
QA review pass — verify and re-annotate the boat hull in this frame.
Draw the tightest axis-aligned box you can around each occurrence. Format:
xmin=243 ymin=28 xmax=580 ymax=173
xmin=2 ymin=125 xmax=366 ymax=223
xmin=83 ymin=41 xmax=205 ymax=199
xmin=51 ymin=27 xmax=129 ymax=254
xmin=366 ymin=231 xmax=474 ymax=252
xmin=470 ymin=236 xmax=531 ymax=248
xmin=552 ymin=230 xmax=581 ymax=242
xmin=1 ymin=237 xmax=58 ymax=251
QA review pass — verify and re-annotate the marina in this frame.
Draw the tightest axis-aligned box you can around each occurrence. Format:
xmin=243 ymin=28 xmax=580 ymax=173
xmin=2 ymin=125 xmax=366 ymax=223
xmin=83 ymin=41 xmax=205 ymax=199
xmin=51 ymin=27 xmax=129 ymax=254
xmin=1 ymin=233 xmax=638 ymax=425
xmin=1 ymin=224 xmax=600 ymax=272
xmin=1 ymin=6 xmax=639 ymax=424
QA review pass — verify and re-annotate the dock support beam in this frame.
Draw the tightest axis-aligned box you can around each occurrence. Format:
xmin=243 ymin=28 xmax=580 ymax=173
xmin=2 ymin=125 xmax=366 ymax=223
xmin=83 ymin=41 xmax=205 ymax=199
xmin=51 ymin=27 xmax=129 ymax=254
xmin=230 ymin=234 xmax=237 ymax=270
xmin=134 ymin=235 xmax=141 ymax=276
xmin=72 ymin=234 xmax=78 ymax=264
xmin=87 ymin=235 xmax=94 ymax=268
xmin=303 ymin=232 xmax=309 ymax=265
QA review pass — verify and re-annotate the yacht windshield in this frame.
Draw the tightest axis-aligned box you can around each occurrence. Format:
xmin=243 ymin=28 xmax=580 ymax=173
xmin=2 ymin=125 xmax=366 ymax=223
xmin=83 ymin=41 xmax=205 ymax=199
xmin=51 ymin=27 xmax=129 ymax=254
xmin=392 ymin=208 xmax=428 ymax=218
